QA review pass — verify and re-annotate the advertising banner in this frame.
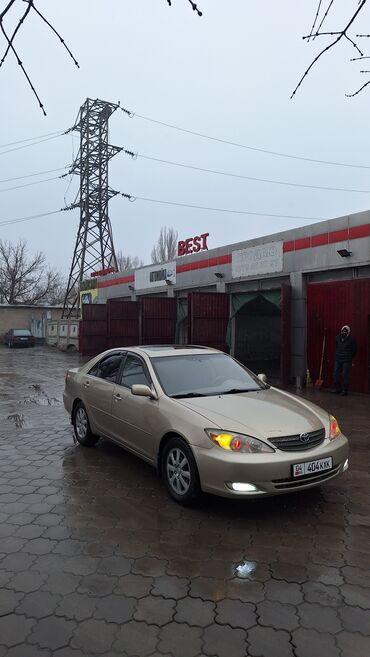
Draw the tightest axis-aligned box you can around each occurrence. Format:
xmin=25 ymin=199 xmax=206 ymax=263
xmin=135 ymin=262 xmax=176 ymax=290
xmin=232 ymin=241 xmax=283 ymax=278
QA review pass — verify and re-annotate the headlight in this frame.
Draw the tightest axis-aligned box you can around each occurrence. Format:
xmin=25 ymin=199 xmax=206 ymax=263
xmin=329 ymin=415 xmax=341 ymax=441
xmin=205 ymin=429 xmax=274 ymax=453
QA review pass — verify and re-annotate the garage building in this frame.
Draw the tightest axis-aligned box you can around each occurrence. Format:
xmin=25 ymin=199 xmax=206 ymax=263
xmin=81 ymin=209 xmax=370 ymax=393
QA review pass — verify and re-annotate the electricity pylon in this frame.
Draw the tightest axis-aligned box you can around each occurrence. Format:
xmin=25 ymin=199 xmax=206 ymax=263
xmin=62 ymin=98 xmax=121 ymax=318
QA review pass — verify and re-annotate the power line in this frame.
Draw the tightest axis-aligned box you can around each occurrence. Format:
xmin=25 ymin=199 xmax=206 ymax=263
xmin=0 ymin=175 xmax=64 ymax=193
xmin=125 ymin=150 xmax=370 ymax=194
xmin=0 ymin=166 xmax=67 ymax=184
xmin=0 ymin=208 xmax=71 ymax=228
xmin=0 ymin=129 xmax=65 ymax=149
xmin=119 ymin=192 xmax=324 ymax=221
xmin=0 ymin=133 xmax=65 ymax=156
xmin=121 ymin=107 xmax=370 ymax=169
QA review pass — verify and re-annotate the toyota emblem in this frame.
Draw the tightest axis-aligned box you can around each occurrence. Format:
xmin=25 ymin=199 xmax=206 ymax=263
xmin=300 ymin=433 xmax=310 ymax=443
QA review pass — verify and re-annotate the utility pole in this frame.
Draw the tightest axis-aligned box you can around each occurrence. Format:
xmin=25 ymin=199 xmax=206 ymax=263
xmin=62 ymin=98 xmax=121 ymax=318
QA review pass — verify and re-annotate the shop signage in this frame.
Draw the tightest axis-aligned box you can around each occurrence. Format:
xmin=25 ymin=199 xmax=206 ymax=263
xmin=178 ymin=233 xmax=209 ymax=256
xmin=232 ymin=241 xmax=283 ymax=278
xmin=90 ymin=266 xmax=116 ymax=277
xmin=135 ymin=262 xmax=176 ymax=290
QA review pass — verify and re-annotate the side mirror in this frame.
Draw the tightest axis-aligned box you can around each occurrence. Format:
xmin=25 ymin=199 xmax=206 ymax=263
xmin=131 ymin=384 xmax=157 ymax=400
xmin=258 ymin=373 xmax=267 ymax=384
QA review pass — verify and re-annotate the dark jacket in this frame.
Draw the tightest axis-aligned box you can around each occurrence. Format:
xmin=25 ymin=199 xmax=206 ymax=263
xmin=335 ymin=334 xmax=357 ymax=363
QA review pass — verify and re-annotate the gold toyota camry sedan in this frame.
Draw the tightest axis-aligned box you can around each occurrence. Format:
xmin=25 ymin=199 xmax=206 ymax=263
xmin=63 ymin=346 xmax=349 ymax=505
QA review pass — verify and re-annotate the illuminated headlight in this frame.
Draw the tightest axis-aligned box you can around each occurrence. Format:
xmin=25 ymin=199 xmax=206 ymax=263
xmin=329 ymin=415 xmax=341 ymax=441
xmin=205 ymin=429 xmax=274 ymax=453
xmin=229 ymin=483 xmax=258 ymax=492
xmin=343 ymin=459 xmax=349 ymax=472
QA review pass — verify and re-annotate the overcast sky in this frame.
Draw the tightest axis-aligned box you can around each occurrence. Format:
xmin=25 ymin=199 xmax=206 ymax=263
xmin=1 ymin=0 xmax=370 ymax=275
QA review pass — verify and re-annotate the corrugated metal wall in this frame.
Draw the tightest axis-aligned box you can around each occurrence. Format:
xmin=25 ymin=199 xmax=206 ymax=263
xmin=307 ymin=279 xmax=370 ymax=392
xmin=79 ymin=304 xmax=108 ymax=356
xmin=107 ymin=300 xmax=139 ymax=348
xmin=140 ymin=297 xmax=177 ymax=345
xmin=188 ymin=292 xmax=230 ymax=352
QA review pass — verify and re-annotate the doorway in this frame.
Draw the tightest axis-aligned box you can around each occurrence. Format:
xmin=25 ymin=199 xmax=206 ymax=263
xmin=234 ymin=292 xmax=281 ymax=384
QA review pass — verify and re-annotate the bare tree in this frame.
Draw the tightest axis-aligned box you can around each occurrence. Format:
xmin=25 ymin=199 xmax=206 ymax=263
xmin=151 ymin=227 xmax=178 ymax=264
xmin=116 ymin=251 xmax=144 ymax=271
xmin=0 ymin=1 xmax=201 ymax=115
xmin=293 ymin=0 xmax=370 ymax=98
xmin=0 ymin=239 xmax=66 ymax=305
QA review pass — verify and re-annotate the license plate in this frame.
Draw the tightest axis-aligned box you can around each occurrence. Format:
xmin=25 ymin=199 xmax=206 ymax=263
xmin=292 ymin=457 xmax=333 ymax=478
xmin=20 ymin=338 xmax=27 ymax=341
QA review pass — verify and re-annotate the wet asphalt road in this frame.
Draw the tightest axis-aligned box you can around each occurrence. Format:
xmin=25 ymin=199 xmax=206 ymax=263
xmin=0 ymin=345 xmax=370 ymax=657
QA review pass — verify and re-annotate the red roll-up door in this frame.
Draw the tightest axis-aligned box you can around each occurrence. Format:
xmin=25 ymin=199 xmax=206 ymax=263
xmin=280 ymin=283 xmax=291 ymax=386
xmin=307 ymin=279 xmax=370 ymax=392
xmin=188 ymin=292 xmax=230 ymax=352
xmin=140 ymin=297 xmax=177 ymax=345
xmin=107 ymin=299 xmax=139 ymax=348
xmin=79 ymin=304 xmax=108 ymax=356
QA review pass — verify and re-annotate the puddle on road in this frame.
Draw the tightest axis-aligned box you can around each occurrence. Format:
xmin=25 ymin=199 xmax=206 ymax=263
xmin=17 ymin=384 xmax=62 ymax=406
xmin=6 ymin=413 xmax=27 ymax=428
xmin=19 ymin=396 xmax=61 ymax=406
xmin=233 ymin=560 xmax=257 ymax=578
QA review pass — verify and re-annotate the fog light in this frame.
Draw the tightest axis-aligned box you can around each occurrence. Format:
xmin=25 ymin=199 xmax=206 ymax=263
xmin=343 ymin=459 xmax=349 ymax=472
xmin=230 ymin=483 xmax=258 ymax=492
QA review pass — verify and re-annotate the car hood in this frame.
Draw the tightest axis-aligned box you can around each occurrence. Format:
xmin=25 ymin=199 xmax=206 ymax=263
xmin=176 ymin=387 xmax=328 ymax=440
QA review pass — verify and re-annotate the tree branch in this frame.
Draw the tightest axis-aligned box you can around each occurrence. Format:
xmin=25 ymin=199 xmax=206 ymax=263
xmin=293 ymin=0 xmax=368 ymax=98
xmin=30 ymin=2 xmax=79 ymax=68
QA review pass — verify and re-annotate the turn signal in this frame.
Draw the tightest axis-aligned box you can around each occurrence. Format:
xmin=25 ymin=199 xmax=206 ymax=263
xmin=329 ymin=415 xmax=341 ymax=441
xmin=205 ymin=430 xmax=274 ymax=453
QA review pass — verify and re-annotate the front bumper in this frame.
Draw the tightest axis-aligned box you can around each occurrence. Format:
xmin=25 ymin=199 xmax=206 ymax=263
xmin=193 ymin=434 xmax=349 ymax=498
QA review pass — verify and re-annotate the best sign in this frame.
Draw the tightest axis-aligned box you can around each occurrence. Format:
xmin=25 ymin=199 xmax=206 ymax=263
xmin=178 ymin=233 xmax=209 ymax=256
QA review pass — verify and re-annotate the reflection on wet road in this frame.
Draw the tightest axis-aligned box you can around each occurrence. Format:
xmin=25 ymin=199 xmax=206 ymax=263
xmin=0 ymin=345 xmax=369 ymax=656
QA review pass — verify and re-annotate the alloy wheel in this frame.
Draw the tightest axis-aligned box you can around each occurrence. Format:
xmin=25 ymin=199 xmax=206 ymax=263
xmin=166 ymin=447 xmax=191 ymax=495
xmin=75 ymin=407 xmax=88 ymax=439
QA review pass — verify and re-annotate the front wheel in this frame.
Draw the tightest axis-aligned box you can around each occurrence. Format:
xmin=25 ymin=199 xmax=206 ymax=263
xmin=162 ymin=437 xmax=201 ymax=505
xmin=73 ymin=402 xmax=99 ymax=447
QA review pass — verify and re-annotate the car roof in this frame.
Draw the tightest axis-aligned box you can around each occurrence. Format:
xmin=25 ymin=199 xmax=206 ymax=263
xmin=128 ymin=345 xmax=222 ymax=358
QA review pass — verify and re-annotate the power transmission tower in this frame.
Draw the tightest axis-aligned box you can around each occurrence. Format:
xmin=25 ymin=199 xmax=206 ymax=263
xmin=62 ymin=98 xmax=121 ymax=318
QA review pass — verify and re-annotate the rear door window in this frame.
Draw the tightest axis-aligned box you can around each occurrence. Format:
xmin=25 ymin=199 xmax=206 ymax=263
xmin=88 ymin=353 xmax=124 ymax=383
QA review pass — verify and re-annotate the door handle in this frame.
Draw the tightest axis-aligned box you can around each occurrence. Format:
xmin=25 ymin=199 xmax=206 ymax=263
xmin=113 ymin=393 xmax=122 ymax=401
xmin=82 ymin=381 xmax=90 ymax=388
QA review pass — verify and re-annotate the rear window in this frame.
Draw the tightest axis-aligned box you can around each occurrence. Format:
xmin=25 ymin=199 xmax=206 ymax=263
xmin=13 ymin=330 xmax=32 ymax=336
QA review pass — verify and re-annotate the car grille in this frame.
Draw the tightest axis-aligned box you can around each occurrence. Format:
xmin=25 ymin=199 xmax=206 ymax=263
xmin=268 ymin=428 xmax=325 ymax=452
xmin=272 ymin=465 xmax=340 ymax=490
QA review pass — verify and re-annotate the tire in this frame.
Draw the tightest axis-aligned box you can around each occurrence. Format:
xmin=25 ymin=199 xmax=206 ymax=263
xmin=162 ymin=437 xmax=201 ymax=505
xmin=73 ymin=402 xmax=99 ymax=447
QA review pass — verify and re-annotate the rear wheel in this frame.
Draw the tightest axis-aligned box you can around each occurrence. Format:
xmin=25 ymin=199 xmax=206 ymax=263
xmin=162 ymin=437 xmax=201 ymax=505
xmin=73 ymin=402 xmax=99 ymax=447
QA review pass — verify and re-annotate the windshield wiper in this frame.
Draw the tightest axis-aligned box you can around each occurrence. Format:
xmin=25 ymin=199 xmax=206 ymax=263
xmin=170 ymin=392 xmax=208 ymax=399
xmin=219 ymin=388 xmax=258 ymax=395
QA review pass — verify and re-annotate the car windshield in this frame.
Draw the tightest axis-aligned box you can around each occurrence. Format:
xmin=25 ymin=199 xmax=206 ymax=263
xmin=13 ymin=329 xmax=31 ymax=336
xmin=151 ymin=353 xmax=266 ymax=398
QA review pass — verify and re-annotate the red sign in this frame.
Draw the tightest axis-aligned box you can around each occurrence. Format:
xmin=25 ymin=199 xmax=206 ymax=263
xmin=90 ymin=267 xmax=116 ymax=278
xmin=178 ymin=233 xmax=209 ymax=256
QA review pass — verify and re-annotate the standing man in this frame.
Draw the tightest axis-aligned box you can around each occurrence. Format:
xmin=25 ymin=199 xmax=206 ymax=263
xmin=333 ymin=325 xmax=357 ymax=396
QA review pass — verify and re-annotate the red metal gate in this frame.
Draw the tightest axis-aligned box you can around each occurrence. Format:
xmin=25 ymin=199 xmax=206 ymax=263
xmin=79 ymin=304 xmax=108 ymax=356
xmin=188 ymin=292 xmax=230 ymax=352
xmin=107 ymin=299 xmax=139 ymax=348
xmin=140 ymin=297 xmax=177 ymax=345
xmin=307 ymin=279 xmax=370 ymax=392
xmin=280 ymin=283 xmax=291 ymax=386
